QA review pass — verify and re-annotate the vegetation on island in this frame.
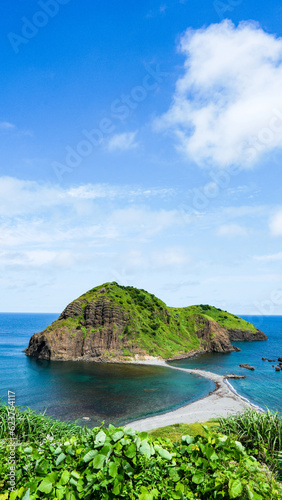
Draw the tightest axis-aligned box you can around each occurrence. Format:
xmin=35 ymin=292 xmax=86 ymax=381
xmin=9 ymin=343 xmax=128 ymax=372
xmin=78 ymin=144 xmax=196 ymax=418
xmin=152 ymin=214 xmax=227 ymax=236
xmin=0 ymin=404 xmax=281 ymax=499
xmin=27 ymin=282 xmax=264 ymax=361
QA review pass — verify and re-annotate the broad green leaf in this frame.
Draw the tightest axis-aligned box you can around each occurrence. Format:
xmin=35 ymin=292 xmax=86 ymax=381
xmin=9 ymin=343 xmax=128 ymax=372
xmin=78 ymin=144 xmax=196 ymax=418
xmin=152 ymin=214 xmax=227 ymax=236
xmin=22 ymin=490 xmax=30 ymax=500
xmin=192 ymin=473 xmax=205 ymax=484
xmin=60 ymin=470 xmax=70 ymax=485
xmin=108 ymin=461 xmax=118 ymax=478
xmin=182 ymin=435 xmax=194 ymax=445
xmin=234 ymin=441 xmax=245 ymax=454
xmin=56 ymin=487 xmax=66 ymax=500
xmin=123 ymin=426 xmax=136 ymax=436
xmin=175 ymin=483 xmax=184 ymax=493
xmin=112 ymin=480 xmax=121 ymax=495
xmin=83 ymin=449 xmax=97 ymax=462
xmin=38 ymin=478 xmax=53 ymax=494
xmin=55 ymin=452 xmax=66 ymax=466
xmin=154 ymin=444 xmax=172 ymax=460
xmin=71 ymin=471 xmax=80 ymax=479
xmin=139 ymin=440 xmax=152 ymax=457
xmin=54 ymin=446 xmax=62 ymax=455
xmin=125 ymin=443 xmax=136 ymax=458
xmin=94 ymin=430 xmax=107 ymax=447
xmin=229 ymin=479 xmax=243 ymax=499
xmin=138 ymin=494 xmax=154 ymax=500
xmin=112 ymin=430 xmax=124 ymax=442
xmin=0 ymin=493 xmax=9 ymax=500
xmin=93 ymin=453 xmax=106 ymax=469
xmin=23 ymin=447 xmax=32 ymax=454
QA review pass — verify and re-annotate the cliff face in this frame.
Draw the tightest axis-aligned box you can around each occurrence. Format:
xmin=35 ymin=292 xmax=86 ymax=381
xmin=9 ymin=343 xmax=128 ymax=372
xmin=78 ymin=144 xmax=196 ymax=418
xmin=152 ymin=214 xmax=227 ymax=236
xmin=228 ymin=328 xmax=267 ymax=341
xmin=24 ymin=282 xmax=267 ymax=361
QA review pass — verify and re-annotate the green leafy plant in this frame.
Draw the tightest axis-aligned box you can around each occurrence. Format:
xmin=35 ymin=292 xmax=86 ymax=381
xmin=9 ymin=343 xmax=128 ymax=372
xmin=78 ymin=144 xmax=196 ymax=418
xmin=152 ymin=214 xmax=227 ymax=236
xmin=0 ymin=405 xmax=281 ymax=499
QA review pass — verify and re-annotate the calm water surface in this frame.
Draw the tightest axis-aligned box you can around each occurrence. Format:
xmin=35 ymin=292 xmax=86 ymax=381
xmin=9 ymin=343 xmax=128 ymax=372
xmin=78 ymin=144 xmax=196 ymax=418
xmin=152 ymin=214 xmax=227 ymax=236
xmin=0 ymin=313 xmax=214 ymax=426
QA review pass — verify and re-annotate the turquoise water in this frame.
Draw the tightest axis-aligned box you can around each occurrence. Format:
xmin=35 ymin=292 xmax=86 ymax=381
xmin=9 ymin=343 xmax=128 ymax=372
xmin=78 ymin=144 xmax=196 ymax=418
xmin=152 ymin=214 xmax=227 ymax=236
xmin=0 ymin=313 xmax=214 ymax=427
xmin=170 ymin=316 xmax=282 ymax=413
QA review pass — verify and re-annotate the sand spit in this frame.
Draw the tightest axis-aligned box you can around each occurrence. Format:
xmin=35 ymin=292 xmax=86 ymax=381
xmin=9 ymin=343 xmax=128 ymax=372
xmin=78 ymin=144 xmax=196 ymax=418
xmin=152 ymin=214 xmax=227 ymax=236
xmin=127 ymin=358 xmax=258 ymax=432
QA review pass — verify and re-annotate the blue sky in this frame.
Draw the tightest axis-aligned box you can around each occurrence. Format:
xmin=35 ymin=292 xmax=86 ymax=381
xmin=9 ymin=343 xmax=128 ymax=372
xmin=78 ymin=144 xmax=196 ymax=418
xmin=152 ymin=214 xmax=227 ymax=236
xmin=1 ymin=0 xmax=282 ymax=314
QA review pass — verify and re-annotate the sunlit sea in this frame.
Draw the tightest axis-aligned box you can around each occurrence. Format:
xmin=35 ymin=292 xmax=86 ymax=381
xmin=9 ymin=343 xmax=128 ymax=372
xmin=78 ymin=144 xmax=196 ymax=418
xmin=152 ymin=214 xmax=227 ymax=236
xmin=0 ymin=313 xmax=213 ymax=427
xmin=0 ymin=314 xmax=281 ymax=427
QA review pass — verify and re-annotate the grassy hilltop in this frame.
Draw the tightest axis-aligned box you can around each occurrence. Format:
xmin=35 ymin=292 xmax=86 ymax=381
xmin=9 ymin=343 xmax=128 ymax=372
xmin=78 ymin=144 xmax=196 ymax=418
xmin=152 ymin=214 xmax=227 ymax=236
xmin=25 ymin=282 xmax=265 ymax=361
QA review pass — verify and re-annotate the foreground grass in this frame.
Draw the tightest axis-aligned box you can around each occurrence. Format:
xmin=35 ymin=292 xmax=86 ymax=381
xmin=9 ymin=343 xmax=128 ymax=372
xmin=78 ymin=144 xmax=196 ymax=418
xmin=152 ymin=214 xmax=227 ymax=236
xmin=149 ymin=420 xmax=220 ymax=442
xmin=218 ymin=408 xmax=282 ymax=479
xmin=0 ymin=404 xmax=281 ymax=499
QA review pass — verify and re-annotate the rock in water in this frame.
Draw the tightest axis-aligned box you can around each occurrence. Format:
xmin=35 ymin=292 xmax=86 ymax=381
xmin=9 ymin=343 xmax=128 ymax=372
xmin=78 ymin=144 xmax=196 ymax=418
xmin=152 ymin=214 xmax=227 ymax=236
xmin=239 ymin=364 xmax=255 ymax=371
xmin=24 ymin=282 xmax=268 ymax=362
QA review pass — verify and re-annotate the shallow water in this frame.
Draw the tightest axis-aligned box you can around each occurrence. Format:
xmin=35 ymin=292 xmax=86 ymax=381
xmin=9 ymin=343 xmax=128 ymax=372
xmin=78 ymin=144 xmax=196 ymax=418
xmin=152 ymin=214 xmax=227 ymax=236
xmin=169 ymin=316 xmax=282 ymax=413
xmin=0 ymin=313 xmax=214 ymax=426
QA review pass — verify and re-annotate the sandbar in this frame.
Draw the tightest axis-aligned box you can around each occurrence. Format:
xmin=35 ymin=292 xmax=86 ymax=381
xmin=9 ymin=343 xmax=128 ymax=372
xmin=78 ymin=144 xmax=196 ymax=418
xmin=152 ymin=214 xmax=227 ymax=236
xmin=127 ymin=359 xmax=258 ymax=432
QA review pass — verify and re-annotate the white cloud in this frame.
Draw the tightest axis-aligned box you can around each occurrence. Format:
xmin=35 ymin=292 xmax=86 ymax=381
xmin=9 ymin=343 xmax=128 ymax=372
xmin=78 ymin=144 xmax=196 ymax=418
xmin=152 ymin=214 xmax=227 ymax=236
xmin=217 ymin=224 xmax=248 ymax=236
xmin=108 ymin=131 xmax=138 ymax=152
xmin=0 ymin=121 xmax=15 ymax=130
xmin=254 ymin=252 xmax=282 ymax=262
xmin=270 ymin=209 xmax=282 ymax=236
xmin=155 ymin=20 xmax=282 ymax=168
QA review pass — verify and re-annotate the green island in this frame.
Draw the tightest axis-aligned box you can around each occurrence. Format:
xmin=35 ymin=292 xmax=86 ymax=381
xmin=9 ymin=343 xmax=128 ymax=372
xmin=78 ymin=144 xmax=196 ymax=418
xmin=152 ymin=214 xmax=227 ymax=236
xmin=3 ymin=283 xmax=279 ymax=498
xmin=24 ymin=282 xmax=267 ymax=362
xmin=0 ymin=404 xmax=281 ymax=499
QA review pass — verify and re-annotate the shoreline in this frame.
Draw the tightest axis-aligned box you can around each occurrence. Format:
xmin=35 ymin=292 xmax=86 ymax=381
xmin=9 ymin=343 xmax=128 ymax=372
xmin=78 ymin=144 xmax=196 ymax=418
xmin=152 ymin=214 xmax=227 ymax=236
xmin=126 ymin=358 xmax=260 ymax=431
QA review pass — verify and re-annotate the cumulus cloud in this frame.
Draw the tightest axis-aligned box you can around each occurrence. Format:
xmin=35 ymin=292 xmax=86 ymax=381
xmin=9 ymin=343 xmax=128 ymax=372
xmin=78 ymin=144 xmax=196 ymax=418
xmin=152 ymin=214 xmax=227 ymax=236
xmin=107 ymin=131 xmax=138 ymax=151
xmin=217 ymin=223 xmax=248 ymax=236
xmin=270 ymin=209 xmax=282 ymax=236
xmin=155 ymin=20 xmax=282 ymax=168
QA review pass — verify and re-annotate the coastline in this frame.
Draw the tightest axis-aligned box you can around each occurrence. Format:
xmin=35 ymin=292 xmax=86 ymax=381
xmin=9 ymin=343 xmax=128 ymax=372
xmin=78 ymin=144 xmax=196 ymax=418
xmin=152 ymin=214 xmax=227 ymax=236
xmin=126 ymin=358 xmax=260 ymax=431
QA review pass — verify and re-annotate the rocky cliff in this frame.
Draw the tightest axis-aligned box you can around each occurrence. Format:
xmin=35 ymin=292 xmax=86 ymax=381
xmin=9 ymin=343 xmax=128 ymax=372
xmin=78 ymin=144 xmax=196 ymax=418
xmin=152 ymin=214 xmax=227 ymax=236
xmin=24 ymin=282 xmax=267 ymax=362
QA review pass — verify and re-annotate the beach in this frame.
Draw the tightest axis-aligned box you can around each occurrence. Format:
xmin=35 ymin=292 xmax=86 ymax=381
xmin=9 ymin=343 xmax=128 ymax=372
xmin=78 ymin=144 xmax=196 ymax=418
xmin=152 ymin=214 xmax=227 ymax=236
xmin=128 ymin=359 xmax=256 ymax=431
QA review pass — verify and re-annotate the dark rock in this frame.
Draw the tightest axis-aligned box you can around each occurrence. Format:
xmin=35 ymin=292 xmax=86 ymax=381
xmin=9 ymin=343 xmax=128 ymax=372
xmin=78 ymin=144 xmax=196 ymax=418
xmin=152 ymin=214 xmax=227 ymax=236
xmin=278 ymin=357 xmax=282 ymax=362
xmin=228 ymin=329 xmax=267 ymax=341
xmin=262 ymin=357 xmax=268 ymax=361
xmin=239 ymin=363 xmax=255 ymax=371
xmin=267 ymin=359 xmax=276 ymax=362
xmin=275 ymin=366 xmax=281 ymax=371
xmin=226 ymin=374 xmax=246 ymax=379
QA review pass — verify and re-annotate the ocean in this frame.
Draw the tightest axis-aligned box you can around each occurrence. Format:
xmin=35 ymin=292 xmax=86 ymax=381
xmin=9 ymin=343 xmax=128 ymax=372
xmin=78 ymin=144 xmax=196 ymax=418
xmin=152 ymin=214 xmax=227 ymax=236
xmin=0 ymin=313 xmax=281 ymax=427
xmin=0 ymin=313 xmax=213 ymax=427
xmin=170 ymin=315 xmax=282 ymax=413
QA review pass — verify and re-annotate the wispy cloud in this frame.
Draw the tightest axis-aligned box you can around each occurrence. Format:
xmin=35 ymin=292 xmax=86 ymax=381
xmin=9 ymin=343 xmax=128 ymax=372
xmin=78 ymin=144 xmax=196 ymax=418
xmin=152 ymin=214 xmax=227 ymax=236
xmin=107 ymin=131 xmax=138 ymax=152
xmin=254 ymin=252 xmax=282 ymax=262
xmin=217 ymin=224 xmax=248 ymax=237
xmin=155 ymin=20 xmax=282 ymax=168
xmin=0 ymin=121 xmax=15 ymax=130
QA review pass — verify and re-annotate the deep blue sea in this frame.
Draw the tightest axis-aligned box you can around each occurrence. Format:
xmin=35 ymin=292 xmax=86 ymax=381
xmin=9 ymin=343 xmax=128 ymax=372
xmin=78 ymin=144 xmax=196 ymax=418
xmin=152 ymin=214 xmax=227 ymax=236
xmin=0 ymin=314 xmax=281 ymax=427
xmin=0 ymin=313 xmax=214 ymax=427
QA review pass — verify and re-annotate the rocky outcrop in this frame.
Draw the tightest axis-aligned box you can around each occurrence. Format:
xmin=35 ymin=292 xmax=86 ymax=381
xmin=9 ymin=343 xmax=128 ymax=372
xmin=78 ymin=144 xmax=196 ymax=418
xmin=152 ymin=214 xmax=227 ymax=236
xmin=228 ymin=329 xmax=267 ymax=341
xmin=24 ymin=282 xmax=268 ymax=362
xmin=25 ymin=295 xmax=144 ymax=361
xmin=194 ymin=316 xmax=237 ymax=353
